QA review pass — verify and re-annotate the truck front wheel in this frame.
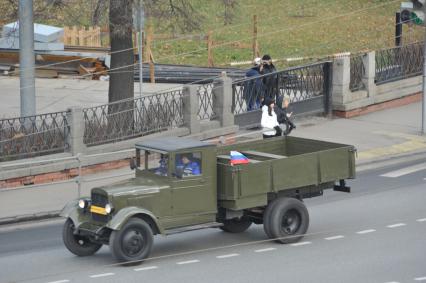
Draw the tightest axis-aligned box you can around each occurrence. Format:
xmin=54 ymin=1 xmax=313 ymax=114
xmin=109 ymin=218 xmax=153 ymax=263
xmin=62 ymin=218 xmax=102 ymax=256
xmin=267 ymin=198 xmax=309 ymax=244
xmin=220 ymin=217 xmax=252 ymax=233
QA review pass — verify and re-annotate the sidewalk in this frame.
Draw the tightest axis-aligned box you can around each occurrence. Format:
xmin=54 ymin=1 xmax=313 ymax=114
xmin=0 ymin=77 xmax=182 ymax=118
xmin=0 ymin=101 xmax=425 ymax=225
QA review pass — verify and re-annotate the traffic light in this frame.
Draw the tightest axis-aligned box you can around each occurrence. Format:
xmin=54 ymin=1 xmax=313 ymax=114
xmin=400 ymin=0 xmax=425 ymax=25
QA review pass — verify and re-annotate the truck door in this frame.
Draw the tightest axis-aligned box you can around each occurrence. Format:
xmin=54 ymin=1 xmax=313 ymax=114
xmin=171 ymin=151 xmax=215 ymax=224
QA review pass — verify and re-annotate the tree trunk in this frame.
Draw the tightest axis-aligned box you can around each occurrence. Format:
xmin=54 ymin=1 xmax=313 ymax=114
xmin=108 ymin=0 xmax=135 ymax=139
xmin=109 ymin=0 xmax=134 ymax=104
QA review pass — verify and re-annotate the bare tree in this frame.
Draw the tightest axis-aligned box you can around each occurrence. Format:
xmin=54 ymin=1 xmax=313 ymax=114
xmin=144 ymin=0 xmax=202 ymax=33
xmin=92 ymin=0 xmax=108 ymax=26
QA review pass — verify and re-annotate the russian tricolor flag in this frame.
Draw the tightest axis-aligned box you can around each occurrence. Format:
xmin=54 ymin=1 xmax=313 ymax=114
xmin=229 ymin=151 xmax=249 ymax=165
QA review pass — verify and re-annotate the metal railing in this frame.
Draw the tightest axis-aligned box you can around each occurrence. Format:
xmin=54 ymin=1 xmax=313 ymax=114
xmin=0 ymin=111 xmax=69 ymax=162
xmin=196 ymin=82 xmax=216 ymax=120
xmin=83 ymin=89 xmax=184 ymax=146
xmin=375 ymin=41 xmax=423 ymax=85
xmin=231 ymin=61 xmax=329 ymax=115
xmin=350 ymin=55 xmax=365 ymax=92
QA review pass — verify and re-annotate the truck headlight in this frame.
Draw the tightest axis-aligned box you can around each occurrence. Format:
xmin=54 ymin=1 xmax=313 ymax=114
xmin=105 ymin=204 xmax=113 ymax=214
xmin=78 ymin=199 xmax=87 ymax=209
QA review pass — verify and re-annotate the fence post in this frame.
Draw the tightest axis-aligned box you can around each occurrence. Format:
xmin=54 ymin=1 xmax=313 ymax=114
xmin=331 ymin=57 xmax=351 ymax=110
xmin=362 ymin=51 xmax=376 ymax=99
xmin=207 ymin=30 xmax=214 ymax=67
xmin=213 ymin=72 xmax=235 ymax=127
xmin=146 ymin=25 xmax=155 ymax=83
xmin=66 ymin=107 xmax=87 ymax=155
xmin=323 ymin=62 xmax=333 ymax=118
xmin=71 ymin=26 xmax=78 ymax=45
xmin=252 ymin=15 xmax=259 ymax=59
xmin=78 ymin=27 xmax=85 ymax=46
xmin=183 ymin=85 xmax=201 ymax=134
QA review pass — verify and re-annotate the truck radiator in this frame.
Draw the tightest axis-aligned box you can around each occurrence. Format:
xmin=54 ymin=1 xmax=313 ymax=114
xmin=91 ymin=192 xmax=109 ymax=222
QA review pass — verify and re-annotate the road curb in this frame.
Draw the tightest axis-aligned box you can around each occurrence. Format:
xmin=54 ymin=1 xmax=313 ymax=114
xmin=356 ymin=149 xmax=426 ymax=172
xmin=0 ymin=211 xmax=60 ymax=226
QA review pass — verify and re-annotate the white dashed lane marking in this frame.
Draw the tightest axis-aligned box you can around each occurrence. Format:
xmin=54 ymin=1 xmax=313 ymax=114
xmin=216 ymin=253 xmax=239 ymax=259
xmin=417 ymin=218 xmax=426 ymax=222
xmin=415 ymin=277 xmax=426 ymax=281
xmin=356 ymin=229 xmax=376 ymax=234
xmin=176 ymin=260 xmax=200 ymax=265
xmin=291 ymin=241 xmax=312 ymax=247
xmin=89 ymin=273 xmax=115 ymax=278
xmin=380 ymin=163 xmax=426 ymax=178
xmin=134 ymin=266 xmax=158 ymax=272
xmin=325 ymin=235 xmax=344 ymax=241
xmin=387 ymin=223 xmax=406 ymax=228
xmin=46 ymin=280 xmax=70 ymax=283
xmin=254 ymin=247 xmax=276 ymax=253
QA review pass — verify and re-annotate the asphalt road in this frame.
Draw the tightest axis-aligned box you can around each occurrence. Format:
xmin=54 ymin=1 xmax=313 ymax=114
xmin=0 ymin=158 xmax=425 ymax=283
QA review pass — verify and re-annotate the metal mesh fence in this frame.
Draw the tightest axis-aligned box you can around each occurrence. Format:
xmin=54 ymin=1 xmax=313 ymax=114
xmin=232 ymin=62 xmax=328 ymax=115
xmin=0 ymin=111 xmax=69 ymax=162
xmin=83 ymin=89 xmax=183 ymax=146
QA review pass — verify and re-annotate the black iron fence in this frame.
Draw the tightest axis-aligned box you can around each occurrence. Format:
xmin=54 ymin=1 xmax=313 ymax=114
xmin=375 ymin=41 xmax=423 ymax=85
xmin=83 ymin=89 xmax=183 ymax=146
xmin=231 ymin=61 xmax=331 ymax=115
xmin=197 ymin=82 xmax=216 ymax=120
xmin=0 ymin=111 xmax=69 ymax=162
xmin=350 ymin=55 xmax=365 ymax=92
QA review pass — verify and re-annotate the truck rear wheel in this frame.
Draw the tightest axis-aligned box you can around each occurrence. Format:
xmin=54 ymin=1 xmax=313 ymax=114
xmin=263 ymin=198 xmax=282 ymax=238
xmin=109 ymin=218 xmax=153 ymax=263
xmin=62 ymin=218 xmax=102 ymax=256
xmin=267 ymin=198 xmax=309 ymax=244
xmin=220 ymin=217 xmax=252 ymax=233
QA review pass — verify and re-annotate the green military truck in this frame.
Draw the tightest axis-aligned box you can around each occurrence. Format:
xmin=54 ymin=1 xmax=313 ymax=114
xmin=60 ymin=136 xmax=356 ymax=263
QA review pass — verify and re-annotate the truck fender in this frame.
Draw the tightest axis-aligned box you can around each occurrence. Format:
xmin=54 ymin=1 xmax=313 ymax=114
xmin=107 ymin=207 xmax=164 ymax=235
xmin=59 ymin=199 xmax=87 ymax=228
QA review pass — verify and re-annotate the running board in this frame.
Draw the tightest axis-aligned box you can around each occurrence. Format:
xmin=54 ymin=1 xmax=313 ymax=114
xmin=165 ymin=222 xmax=223 ymax=235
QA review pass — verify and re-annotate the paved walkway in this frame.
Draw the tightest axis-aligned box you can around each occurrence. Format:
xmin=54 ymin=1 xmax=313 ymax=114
xmin=0 ymin=77 xmax=182 ymax=118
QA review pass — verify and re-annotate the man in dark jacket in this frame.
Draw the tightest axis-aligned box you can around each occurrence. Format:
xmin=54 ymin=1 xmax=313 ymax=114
xmin=275 ymin=95 xmax=296 ymax=135
xmin=243 ymin=57 xmax=264 ymax=111
xmin=261 ymin=54 xmax=277 ymax=101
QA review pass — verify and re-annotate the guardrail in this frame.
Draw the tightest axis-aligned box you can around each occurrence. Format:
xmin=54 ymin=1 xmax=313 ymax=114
xmin=375 ymin=41 xmax=423 ymax=85
xmin=231 ymin=61 xmax=330 ymax=115
xmin=83 ymin=89 xmax=184 ymax=146
xmin=197 ymin=82 xmax=216 ymax=120
xmin=0 ymin=111 xmax=69 ymax=162
xmin=350 ymin=55 xmax=365 ymax=92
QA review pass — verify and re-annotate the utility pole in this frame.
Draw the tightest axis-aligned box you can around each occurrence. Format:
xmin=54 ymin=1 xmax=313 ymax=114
xmin=423 ymin=5 xmax=426 ymax=134
xmin=136 ymin=0 xmax=144 ymax=97
xmin=19 ymin=0 xmax=36 ymax=117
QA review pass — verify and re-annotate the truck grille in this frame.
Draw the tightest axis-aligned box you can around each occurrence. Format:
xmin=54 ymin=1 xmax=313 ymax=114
xmin=91 ymin=192 xmax=109 ymax=222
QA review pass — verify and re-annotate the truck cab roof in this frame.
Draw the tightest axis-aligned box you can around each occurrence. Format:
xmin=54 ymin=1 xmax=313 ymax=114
xmin=135 ymin=137 xmax=215 ymax=153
